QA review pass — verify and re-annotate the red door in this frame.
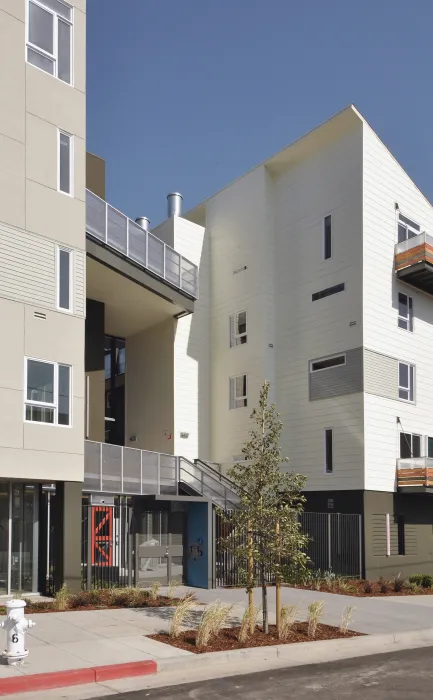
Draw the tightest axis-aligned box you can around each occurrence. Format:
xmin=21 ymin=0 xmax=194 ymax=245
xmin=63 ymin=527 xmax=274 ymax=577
xmin=91 ymin=506 xmax=113 ymax=566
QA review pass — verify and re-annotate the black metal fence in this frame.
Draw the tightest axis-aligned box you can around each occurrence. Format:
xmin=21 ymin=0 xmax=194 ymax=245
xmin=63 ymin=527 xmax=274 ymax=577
xmin=215 ymin=511 xmax=362 ymax=587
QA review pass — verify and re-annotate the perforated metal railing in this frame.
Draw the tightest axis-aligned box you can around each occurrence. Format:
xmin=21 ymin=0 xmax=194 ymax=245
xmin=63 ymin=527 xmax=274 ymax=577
xmin=83 ymin=441 xmax=240 ymax=509
xmin=86 ymin=189 xmax=198 ymax=298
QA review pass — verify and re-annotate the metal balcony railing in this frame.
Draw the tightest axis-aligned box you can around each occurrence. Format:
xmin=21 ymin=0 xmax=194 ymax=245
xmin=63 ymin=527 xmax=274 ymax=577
xmin=86 ymin=189 xmax=198 ymax=299
xmin=397 ymin=457 xmax=433 ymax=488
xmin=395 ymin=231 xmax=433 ymax=267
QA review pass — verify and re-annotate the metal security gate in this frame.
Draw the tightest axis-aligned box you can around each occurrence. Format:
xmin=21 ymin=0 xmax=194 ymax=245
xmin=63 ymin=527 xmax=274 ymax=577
xmin=215 ymin=511 xmax=362 ymax=587
xmin=82 ymin=505 xmax=185 ymax=589
xmin=82 ymin=503 xmax=133 ymax=589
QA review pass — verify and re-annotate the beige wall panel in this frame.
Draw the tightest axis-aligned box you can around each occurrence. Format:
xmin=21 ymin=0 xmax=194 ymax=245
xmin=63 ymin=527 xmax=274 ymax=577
xmin=0 ymin=10 xmax=25 ymax=143
xmin=0 ymin=135 xmax=25 ymax=229
xmin=26 ymin=178 xmax=85 ymax=249
xmin=26 ymin=113 xmax=57 ymax=191
xmin=0 ymin=389 xmax=24 ymax=449
xmin=24 ymin=396 xmax=84 ymax=454
xmin=0 ymin=446 xmax=83 ymax=482
xmin=0 ymin=298 xmax=24 ymax=391
xmin=26 ymin=64 xmax=85 ymax=139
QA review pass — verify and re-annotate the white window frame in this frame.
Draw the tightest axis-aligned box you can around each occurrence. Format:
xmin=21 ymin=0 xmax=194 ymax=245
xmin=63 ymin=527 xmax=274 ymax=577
xmin=323 ymin=215 xmax=332 ymax=260
xmin=309 ymin=353 xmax=346 ymax=373
xmin=26 ymin=0 xmax=74 ymax=86
xmin=56 ymin=246 xmax=73 ymax=312
xmin=24 ymin=357 xmax=72 ymax=427
xmin=57 ymin=129 xmax=74 ymax=196
xmin=398 ymin=361 xmax=415 ymax=403
xmin=398 ymin=292 xmax=413 ymax=332
xmin=400 ymin=432 xmax=422 ymax=459
xmin=324 ymin=428 xmax=333 ymax=474
xmin=229 ymin=311 xmax=247 ymax=348
xmin=229 ymin=374 xmax=248 ymax=410
xmin=398 ymin=213 xmax=420 ymax=243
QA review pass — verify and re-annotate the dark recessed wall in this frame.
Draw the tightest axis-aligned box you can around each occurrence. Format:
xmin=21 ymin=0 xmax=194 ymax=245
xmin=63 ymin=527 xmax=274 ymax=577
xmin=85 ymin=299 xmax=105 ymax=372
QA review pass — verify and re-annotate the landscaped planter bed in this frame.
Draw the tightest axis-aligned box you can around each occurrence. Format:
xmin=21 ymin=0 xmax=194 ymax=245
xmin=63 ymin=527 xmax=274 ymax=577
xmin=287 ymin=578 xmax=433 ymax=597
xmin=150 ymin=623 xmax=363 ymax=653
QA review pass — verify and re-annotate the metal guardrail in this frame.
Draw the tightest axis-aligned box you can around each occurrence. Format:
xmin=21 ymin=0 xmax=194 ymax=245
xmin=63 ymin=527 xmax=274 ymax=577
xmin=395 ymin=231 xmax=433 ymax=257
xmin=86 ymin=189 xmax=198 ymax=298
xmin=83 ymin=442 xmax=240 ymax=508
xmin=397 ymin=457 xmax=433 ymax=470
xmin=84 ymin=441 xmax=178 ymax=495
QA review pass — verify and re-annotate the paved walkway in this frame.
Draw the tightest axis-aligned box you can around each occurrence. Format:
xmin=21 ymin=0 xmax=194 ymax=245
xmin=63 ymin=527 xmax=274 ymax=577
xmin=0 ymin=586 xmax=433 ymax=682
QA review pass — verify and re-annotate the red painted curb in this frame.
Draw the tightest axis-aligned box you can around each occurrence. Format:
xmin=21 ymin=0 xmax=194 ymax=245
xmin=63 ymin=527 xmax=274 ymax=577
xmin=0 ymin=660 xmax=158 ymax=696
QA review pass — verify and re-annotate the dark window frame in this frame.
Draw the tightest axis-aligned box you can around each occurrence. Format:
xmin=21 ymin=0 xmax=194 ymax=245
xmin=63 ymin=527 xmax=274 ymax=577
xmin=324 ymin=428 xmax=333 ymax=474
xmin=312 ymin=283 xmax=345 ymax=302
xmin=324 ymin=215 xmax=332 ymax=260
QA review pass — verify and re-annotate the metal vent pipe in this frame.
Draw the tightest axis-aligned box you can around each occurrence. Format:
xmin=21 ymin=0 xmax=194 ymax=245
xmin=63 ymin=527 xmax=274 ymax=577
xmin=135 ymin=216 xmax=150 ymax=232
xmin=167 ymin=192 xmax=183 ymax=218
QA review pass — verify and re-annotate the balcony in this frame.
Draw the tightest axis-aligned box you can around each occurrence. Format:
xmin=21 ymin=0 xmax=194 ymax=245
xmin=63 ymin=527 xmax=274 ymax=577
xmin=86 ymin=190 xmax=198 ymax=299
xmin=397 ymin=458 xmax=433 ymax=491
xmin=395 ymin=232 xmax=433 ymax=295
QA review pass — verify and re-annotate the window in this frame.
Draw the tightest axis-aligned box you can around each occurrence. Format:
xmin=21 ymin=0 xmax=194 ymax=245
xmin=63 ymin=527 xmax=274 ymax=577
xmin=58 ymin=130 xmax=73 ymax=195
xmin=400 ymin=432 xmax=421 ymax=459
xmin=398 ymin=213 xmax=420 ymax=243
xmin=229 ymin=311 xmax=247 ymax=347
xmin=26 ymin=0 xmax=73 ymax=84
xmin=57 ymin=247 xmax=72 ymax=311
xmin=310 ymin=354 xmax=346 ymax=372
xmin=229 ymin=374 xmax=247 ymax=409
xmin=25 ymin=358 xmax=71 ymax=426
xmin=324 ymin=429 xmax=333 ymax=473
xmin=398 ymin=293 xmax=413 ymax=331
xmin=428 ymin=437 xmax=433 ymax=458
xmin=398 ymin=361 xmax=415 ymax=402
xmin=312 ymin=283 xmax=345 ymax=301
xmin=324 ymin=215 xmax=332 ymax=260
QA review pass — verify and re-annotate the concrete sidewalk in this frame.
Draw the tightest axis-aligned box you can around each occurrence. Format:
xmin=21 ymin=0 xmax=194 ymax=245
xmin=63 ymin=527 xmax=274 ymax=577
xmin=1 ymin=586 xmax=433 ymax=696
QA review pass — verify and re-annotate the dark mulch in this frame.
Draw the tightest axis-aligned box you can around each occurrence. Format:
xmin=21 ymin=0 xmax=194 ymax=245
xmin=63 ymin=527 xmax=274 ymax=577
xmin=150 ymin=623 xmax=363 ymax=654
xmin=0 ymin=596 xmax=180 ymax=616
xmin=289 ymin=581 xmax=433 ymax=597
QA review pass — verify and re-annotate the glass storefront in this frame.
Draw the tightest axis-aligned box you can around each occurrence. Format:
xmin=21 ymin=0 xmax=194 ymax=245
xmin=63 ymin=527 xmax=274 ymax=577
xmin=0 ymin=483 xmax=39 ymax=595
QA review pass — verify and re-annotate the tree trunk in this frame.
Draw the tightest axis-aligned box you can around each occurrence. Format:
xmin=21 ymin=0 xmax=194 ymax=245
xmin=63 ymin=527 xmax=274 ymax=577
xmin=261 ymin=563 xmax=268 ymax=633
xmin=248 ymin=523 xmax=255 ymax=634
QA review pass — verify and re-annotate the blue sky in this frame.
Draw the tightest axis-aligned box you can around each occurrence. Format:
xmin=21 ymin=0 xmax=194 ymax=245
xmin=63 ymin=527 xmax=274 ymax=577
xmin=87 ymin=0 xmax=433 ymax=226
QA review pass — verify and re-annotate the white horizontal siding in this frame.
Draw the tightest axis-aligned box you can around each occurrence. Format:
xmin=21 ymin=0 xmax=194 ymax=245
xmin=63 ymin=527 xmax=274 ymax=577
xmin=363 ymin=122 xmax=433 ymax=492
xmin=74 ymin=249 xmax=85 ymax=316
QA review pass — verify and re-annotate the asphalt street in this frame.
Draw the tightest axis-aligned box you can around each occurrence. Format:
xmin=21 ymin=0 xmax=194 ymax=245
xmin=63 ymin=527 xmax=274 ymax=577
xmin=115 ymin=646 xmax=433 ymax=700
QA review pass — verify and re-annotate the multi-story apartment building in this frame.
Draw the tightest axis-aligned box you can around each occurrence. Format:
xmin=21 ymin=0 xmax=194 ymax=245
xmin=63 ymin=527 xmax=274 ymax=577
xmin=2 ymin=2 xmax=431 ymax=591
xmin=0 ymin=0 xmax=86 ymax=594
xmin=183 ymin=104 xmax=433 ymax=579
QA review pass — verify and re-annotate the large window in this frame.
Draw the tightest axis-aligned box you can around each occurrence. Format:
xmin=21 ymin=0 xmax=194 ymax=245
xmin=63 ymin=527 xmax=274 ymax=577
xmin=229 ymin=311 xmax=247 ymax=347
xmin=400 ymin=432 xmax=421 ymax=459
xmin=57 ymin=247 xmax=72 ymax=311
xmin=26 ymin=0 xmax=73 ymax=84
xmin=229 ymin=374 xmax=247 ymax=409
xmin=398 ymin=213 xmax=420 ymax=243
xmin=398 ymin=362 xmax=415 ymax=402
xmin=25 ymin=358 xmax=71 ymax=426
xmin=324 ymin=428 xmax=333 ymax=473
xmin=58 ymin=130 xmax=73 ymax=195
xmin=398 ymin=292 xmax=413 ymax=332
xmin=324 ymin=215 xmax=332 ymax=260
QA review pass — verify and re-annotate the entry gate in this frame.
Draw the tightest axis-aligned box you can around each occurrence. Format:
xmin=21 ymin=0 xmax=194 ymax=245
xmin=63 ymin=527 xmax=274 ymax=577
xmin=81 ymin=504 xmax=185 ymax=589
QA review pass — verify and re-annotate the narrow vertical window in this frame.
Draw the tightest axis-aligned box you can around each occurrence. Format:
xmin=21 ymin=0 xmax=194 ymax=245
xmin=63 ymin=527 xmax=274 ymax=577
xmin=324 ymin=215 xmax=332 ymax=260
xmin=398 ymin=293 xmax=413 ymax=331
xmin=229 ymin=374 xmax=248 ymax=409
xmin=229 ymin=311 xmax=247 ymax=347
xmin=58 ymin=130 xmax=73 ymax=195
xmin=58 ymin=364 xmax=71 ymax=425
xmin=398 ymin=362 xmax=415 ymax=402
xmin=324 ymin=428 xmax=333 ymax=473
xmin=57 ymin=247 xmax=72 ymax=311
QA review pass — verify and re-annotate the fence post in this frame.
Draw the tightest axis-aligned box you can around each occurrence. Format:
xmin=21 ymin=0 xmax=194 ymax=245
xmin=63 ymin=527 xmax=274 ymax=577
xmin=328 ymin=513 xmax=332 ymax=571
xmin=127 ymin=508 xmax=133 ymax=587
xmin=157 ymin=453 xmax=161 ymax=495
xmin=87 ymin=505 xmax=92 ymax=590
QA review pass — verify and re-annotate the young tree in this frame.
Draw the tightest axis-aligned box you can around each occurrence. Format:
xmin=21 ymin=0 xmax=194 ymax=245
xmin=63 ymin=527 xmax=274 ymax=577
xmin=219 ymin=381 xmax=309 ymax=633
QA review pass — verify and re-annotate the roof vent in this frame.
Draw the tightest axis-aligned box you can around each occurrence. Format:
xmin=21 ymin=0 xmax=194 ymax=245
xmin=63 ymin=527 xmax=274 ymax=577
xmin=135 ymin=217 xmax=150 ymax=232
xmin=167 ymin=192 xmax=183 ymax=218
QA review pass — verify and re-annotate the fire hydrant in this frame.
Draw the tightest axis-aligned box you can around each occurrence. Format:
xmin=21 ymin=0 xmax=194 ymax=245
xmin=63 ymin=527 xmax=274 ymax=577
xmin=1 ymin=600 xmax=35 ymax=665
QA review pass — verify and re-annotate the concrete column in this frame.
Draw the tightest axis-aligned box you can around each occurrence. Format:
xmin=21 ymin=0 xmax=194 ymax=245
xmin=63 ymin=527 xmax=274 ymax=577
xmin=53 ymin=482 xmax=82 ymax=593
